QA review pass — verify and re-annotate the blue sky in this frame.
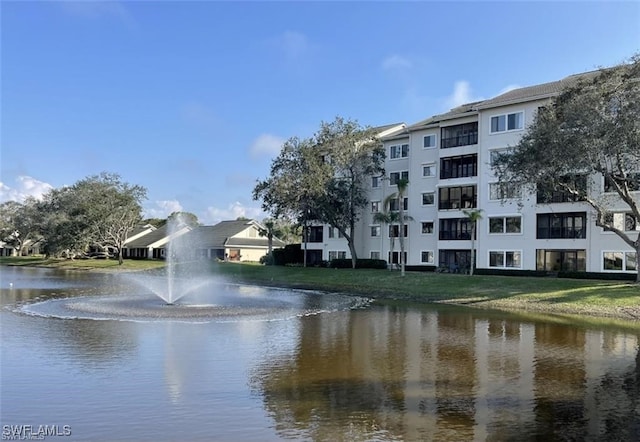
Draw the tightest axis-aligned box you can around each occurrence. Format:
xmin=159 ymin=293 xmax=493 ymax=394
xmin=2 ymin=1 xmax=639 ymax=225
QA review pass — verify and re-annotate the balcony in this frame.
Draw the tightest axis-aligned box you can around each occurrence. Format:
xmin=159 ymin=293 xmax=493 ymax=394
xmin=441 ymin=123 xmax=478 ymax=149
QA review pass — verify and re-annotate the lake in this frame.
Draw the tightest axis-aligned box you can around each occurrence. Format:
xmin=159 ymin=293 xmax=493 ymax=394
xmin=1 ymin=266 xmax=639 ymax=441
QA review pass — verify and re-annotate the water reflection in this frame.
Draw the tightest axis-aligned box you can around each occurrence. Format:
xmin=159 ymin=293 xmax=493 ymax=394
xmin=2 ymin=267 xmax=639 ymax=441
xmin=251 ymin=305 xmax=640 ymax=441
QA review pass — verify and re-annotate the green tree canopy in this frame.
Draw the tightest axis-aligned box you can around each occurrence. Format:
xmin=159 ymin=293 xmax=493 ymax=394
xmin=494 ymin=55 xmax=640 ymax=280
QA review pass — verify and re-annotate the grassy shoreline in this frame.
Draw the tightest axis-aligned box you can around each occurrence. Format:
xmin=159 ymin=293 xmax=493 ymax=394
xmin=2 ymin=256 xmax=640 ymax=324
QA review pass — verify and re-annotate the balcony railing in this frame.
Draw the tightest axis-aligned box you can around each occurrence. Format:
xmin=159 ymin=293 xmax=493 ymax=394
xmin=441 ymin=133 xmax=478 ymax=149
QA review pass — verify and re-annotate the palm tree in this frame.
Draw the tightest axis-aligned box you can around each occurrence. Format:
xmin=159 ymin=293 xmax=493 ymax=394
xmin=373 ymin=209 xmax=394 ymax=270
xmin=385 ymin=179 xmax=412 ymax=276
xmin=463 ymin=209 xmax=483 ymax=276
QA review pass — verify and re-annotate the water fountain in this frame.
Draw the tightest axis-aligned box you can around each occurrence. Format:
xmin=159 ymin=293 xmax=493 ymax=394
xmin=18 ymin=218 xmax=369 ymax=322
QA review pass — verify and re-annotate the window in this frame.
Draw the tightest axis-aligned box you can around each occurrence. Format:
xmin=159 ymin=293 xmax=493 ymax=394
xmin=328 ymin=251 xmax=346 ymax=260
xmin=422 ymin=163 xmax=436 ymax=177
xmin=370 ymin=251 xmax=381 ymax=260
xmin=604 ymin=174 xmax=640 ymax=192
xmin=440 ymin=154 xmax=478 ymax=179
xmin=537 ymin=175 xmax=587 ymax=203
xmin=328 ymin=227 xmax=335 ymax=238
xmin=536 ymin=212 xmax=586 ymax=239
xmin=372 ymin=176 xmax=380 ymax=188
xmin=423 ymin=134 xmax=436 ymax=148
xmin=489 ymin=216 xmax=522 ymax=234
xmin=489 ymin=149 xmax=508 ymax=167
xmin=441 ymin=122 xmax=478 ymax=148
xmin=609 ymin=213 xmax=640 ymax=232
xmin=438 ymin=186 xmax=477 ymax=209
xmin=307 ymin=226 xmax=323 ymax=242
xmin=389 ymin=197 xmax=408 ymax=211
xmin=439 ymin=218 xmax=474 ymax=240
xmin=390 ymin=144 xmax=409 ymax=159
xmin=489 ymin=182 xmax=522 ymax=200
xmin=389 ymin=251 xmax=407 ymax=265
xmin=536 ymin=249 xmax=586 ymax=272
xmin=491 ymin=112 xmax=524 ymax=133
xmin=603 ymin=251 xmax=637 ymax=271
xmin=389 ymin=224 xmax=408 ymax=238
xmin=421 ymin=251 xmax=435 ymax=264
xmin=489 ymin=251 xmax=522 ymax=268
xmin=389 ymin=171 xmax=409 ymax=185
xmin=370 ymin=226 xmax=380 ymax=237
xmin=422 ymin=192 xmax=435 ymax=206
xmin=421 ymin=221 xmax=434 ymax=234
xmin=371 ymin=201 xmax=380 ymax=213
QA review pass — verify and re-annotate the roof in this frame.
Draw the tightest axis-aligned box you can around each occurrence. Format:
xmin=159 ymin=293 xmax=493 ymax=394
xmin=398 ymin=69 xmax=604 ymax=134
xmin=182 ymin=220 xmax=285 ymax=249
xmin=124 ymin=224 xmax=190 ymax=248
xmin=476 ymin=70 xmax=600 ymax=110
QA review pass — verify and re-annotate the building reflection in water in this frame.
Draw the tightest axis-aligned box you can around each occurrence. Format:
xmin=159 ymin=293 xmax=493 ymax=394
xmin=252 ymin=305 xmax=639 ymax=441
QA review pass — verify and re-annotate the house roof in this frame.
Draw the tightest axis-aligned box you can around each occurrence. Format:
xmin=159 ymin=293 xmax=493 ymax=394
xmin=183 ymin=220 xmax=286 ymax=249
xmin=124 ymin=224 xmax=188 ymax=248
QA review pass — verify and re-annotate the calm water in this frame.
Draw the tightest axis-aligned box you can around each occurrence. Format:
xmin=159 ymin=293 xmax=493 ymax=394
xmin=1 ymin=267 xmax=639 ymax=441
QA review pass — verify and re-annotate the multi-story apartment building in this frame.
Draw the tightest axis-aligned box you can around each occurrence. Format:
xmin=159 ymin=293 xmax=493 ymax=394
xmin=304 ymin=71 xmax=638 ymax=274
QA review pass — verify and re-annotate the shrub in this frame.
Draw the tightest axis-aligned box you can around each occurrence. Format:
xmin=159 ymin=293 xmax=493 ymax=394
xmin=558 ymin=271 xmax=636 ymax=281
xmin=328 ymin=258 xmax=387 ymax=269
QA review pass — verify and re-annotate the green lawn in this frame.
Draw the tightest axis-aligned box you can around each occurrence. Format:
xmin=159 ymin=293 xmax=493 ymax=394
xmin=2 ymin=256 xmax=639 ymax=322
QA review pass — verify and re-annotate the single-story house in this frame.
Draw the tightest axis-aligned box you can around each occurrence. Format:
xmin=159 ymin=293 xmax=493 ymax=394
xmin=122 ymin=223 xmax=193 ymax=259
xmin=185 ymin=219 xmax=285 ymax=262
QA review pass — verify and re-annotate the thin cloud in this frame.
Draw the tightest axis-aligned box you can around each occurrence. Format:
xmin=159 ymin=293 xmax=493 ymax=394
xmin=0 ymin=176 xmax=53 ymax=203
xmin=144 ymin=200 xmax=184 ymax=219
xmin=497 ymin=84 xmax=521 ymax=95
xmin=57 ymin=1 xmax=135 ymax=28
xmin=382 ymin=54 xmax=413 ymax=71
xmin=248 ymin=134 xmax=284 ymax=160
xmin=443 ymin=81 xmax=484 ymax=110
xmin=204 ymin=202 xmax=264 ymax=225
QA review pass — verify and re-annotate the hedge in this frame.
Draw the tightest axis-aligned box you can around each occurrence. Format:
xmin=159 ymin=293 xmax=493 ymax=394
xmin=328 ymin=258 xmax=388 ymax=269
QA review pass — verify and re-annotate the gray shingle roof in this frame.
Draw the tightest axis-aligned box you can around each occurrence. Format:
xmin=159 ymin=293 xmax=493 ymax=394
xmin=125 ymin=225 xmax=172 ymax=248
xmin=476 ymin=70 xmax=600 ymax=110
xmin=181 ymin=220 xmax=285 ymax=249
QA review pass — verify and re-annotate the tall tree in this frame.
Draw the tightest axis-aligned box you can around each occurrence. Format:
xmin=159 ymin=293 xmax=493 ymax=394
xmin=463 ymin=209 xmax=483 ymax=276
xmin=311 ymin=117 xmax=385 ymax=268
xmin=71 ymin=173 xmax=147 ymax=264
xmin=168 ymin=211 xmax=199 ymax=228
xmin=375 ymin=188 xmax=413 ymax=272
xmin=254 ymin=118 xmax=385 ymax=269
xmin=494 ymin=56 xmax=640 ymax=280
xmin=0 ymin=199 xmax=41 ymax=256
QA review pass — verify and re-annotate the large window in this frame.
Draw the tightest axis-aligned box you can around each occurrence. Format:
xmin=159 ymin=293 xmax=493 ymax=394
xmin=438 ymin=186 xmax=477 ymax=210
xmin=606 ymin=213 xmax=640 ymax=232
xmin=536 ymin=249 xmax=586 ymax=272
xmin=604 ymin=174 xmax=640 ymax=192
xmin=489 ymin=251 xmax=522 ymax=268
xmin=371 ymin=176 xmax=380 ymax=188
xmin=439 ymin=218 xmax=474 ymax=240
xmin=536 ymin=212 xmax=586 ymax=239
xmin=370 ymin=226 xmax=380 ymax=237
xmin=439 ymin=250 xmax=471 ymax=272
xmin=390 ymin=144 xmax=409 ymax=159
xmin=603 ymin=251 xmax=637 ymax=271
xmin=389 ymin=171 xmax=409 ymax=185
xmin=490 ymin=111 xmax=524 ymax=133
xmin=537 ymin=175 xmax=587 ymax=203
xmin=306 ymin=226 xmax=323 ymax=243
xmin=489 ymin=216 xmax=522 ymax=234
xmin=423 ymin=134 xmax=436 ymax=148
xmin=440 ymin=154 xmax=477 ymax=179
xmin=489 ymin=183 xmax=522 ymax=200
xmin=441 ymin=122 xmax=478 ymax=148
